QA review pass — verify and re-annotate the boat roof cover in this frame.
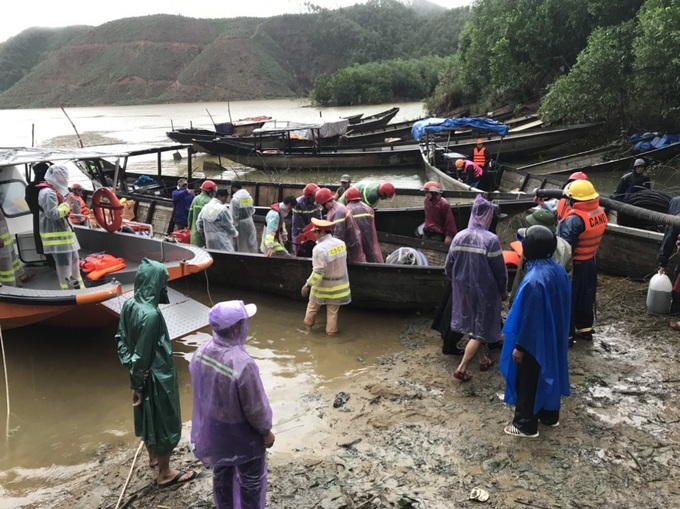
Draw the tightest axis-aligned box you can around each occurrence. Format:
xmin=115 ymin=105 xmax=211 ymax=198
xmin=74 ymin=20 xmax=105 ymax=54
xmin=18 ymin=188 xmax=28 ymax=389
xmin=0 ymin=144 xmax=191 ymax=166
xmin=411 ymin=117 xmax=510 ymax=141
xmin=253 ymin=118 xmax=349 ymax=139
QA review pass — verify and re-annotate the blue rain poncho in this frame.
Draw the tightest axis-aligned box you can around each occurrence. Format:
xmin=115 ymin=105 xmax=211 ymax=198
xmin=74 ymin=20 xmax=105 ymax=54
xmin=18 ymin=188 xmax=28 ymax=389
xmin=196 ymin=197 xmax=238 ymax=252
xmin=444 ymin=195 xmax=507 ymax=343
xmin=190 ymin=300 xmax=272 ymax=467
xmin=500 ymin=258 xmax=571 ymax=413
xmin=230 ymin=189 xmax=258 ymax=253
xmin=116 ymin=258 xmax=181 ymax=456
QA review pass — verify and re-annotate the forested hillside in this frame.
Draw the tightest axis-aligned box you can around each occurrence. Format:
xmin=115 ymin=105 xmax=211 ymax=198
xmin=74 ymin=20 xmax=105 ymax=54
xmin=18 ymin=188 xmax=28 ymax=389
xmin=0 ymin=0 xmax=469 ymax=109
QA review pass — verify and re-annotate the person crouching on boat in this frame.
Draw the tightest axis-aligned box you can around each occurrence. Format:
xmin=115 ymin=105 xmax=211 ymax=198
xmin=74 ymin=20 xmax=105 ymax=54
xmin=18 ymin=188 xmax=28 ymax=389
xmin=68 ymin=183 xmax=90 ymax=226
xmin=230 ymin=182 xmax=258 ymax=253
xmin=315 ymin=188 xmax=366 ymax=263
xmin=301 ymin=218 xmax=351 ymax=336
xmin=344 ymin=186 xmax=384 ymax=263
xmin=454 ymin=159 xmax=484 ymax=188
xmin=38 ymin=165 xmax=85 ymax=290
xmin=261 ymin=196 xmax=296 ymax=257
xmin=421 ymin=181 xmax=457 ymax=245
xmin=338 ymin=181 xmax=396 ymax=209
xmin=196 ymin=189 xmax=238 ymax=252
xmin=292 ymin=183 xmax=323 ymax=256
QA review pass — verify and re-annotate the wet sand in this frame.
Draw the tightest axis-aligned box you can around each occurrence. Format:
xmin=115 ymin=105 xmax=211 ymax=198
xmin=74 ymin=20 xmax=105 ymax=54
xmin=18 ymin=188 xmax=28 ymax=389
xmin=37 ymin=274 xmax=680 ymax=509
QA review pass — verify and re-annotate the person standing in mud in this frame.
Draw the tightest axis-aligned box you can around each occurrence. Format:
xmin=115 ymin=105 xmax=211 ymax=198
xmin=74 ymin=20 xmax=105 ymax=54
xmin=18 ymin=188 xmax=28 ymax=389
xmin=657 ymin=197 xmax=680 ymax=330
xmin=500 ymin=225 xmax=571 ymax=438
xmin=190 ymin=300 xmax=274 ymax=509
xmin=447 ymin=195 xmax=508 ymax=382
xmin=116 ymin=258 xmax=198 ymax=488
xmin=301 ymin=218 xmax=351 ymax=336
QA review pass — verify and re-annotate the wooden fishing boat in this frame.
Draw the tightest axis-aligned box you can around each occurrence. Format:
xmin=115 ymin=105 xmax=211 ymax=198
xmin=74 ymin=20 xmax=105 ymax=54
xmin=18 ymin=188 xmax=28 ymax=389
xmin=0 ymin=147 xmax=213 ymax=334
xmin=166 ymin=116 xmax=272 ymax=151
xmin=346 ymin=106 xmax=400 ymax=134
xmin=193 ymin=126 xmax=422 ymax=172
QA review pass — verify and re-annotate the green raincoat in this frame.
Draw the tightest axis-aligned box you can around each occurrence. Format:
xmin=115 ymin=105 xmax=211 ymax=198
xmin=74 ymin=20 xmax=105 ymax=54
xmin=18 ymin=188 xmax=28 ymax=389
xmin=116 ymin=258 xmax=181 ymax=456
xmin=188 ymin=190 xmax=213 ymax=246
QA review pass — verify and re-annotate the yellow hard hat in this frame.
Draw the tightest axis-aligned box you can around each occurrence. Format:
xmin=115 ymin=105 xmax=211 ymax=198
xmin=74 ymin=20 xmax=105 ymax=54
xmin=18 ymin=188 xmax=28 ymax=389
xmin=565 ymin=180 xmax=599 ymax=201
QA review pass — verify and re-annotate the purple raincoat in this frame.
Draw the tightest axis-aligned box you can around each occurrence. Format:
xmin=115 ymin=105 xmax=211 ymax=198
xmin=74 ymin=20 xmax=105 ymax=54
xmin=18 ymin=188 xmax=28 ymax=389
xmin=325 ymin=200 xmax=366 ymax=263
xmin=189 ymin=301 xmax=272 ymax=468
xmin=346 ymin=200 xmax=384 ymax=263
xmin=444 ymin=195 xmax=507 ymax=343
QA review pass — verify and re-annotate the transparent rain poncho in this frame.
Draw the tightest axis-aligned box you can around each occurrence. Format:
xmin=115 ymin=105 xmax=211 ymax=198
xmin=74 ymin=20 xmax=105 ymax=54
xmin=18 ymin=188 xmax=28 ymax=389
xmin=190 ymin=300 xmax=272 ymax=467
xmin=196 ymin=197 xmax=238 ymax=252
xmin=230 ymin=189 xmax=258 ymax=253
xmin=444 ymin=195 xmax=507 ymax=343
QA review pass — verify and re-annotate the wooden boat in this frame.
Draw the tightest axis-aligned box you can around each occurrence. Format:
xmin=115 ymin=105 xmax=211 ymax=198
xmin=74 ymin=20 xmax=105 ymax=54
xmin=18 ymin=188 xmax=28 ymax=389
xmin=346 ymin=106 xmax=400 ymax=134
xmin=166 ymin=116 xmax=272 ymax=151
xmin=193 ymin=126 xmax=422 ymax=172
xmin=0 ymin=147 xmax=213 ymax=334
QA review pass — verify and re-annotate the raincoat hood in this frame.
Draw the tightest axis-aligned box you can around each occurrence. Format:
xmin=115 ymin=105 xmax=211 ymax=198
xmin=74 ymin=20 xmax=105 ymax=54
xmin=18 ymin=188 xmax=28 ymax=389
xmin=209 ymin=300 xmax=257 ymax=347
xmin=133 ymin=258 xmax=170 ymax=306
xmin=201 ymin=197 xmax=223 ymax=223
xmin=45 ymin=165 xmax=70 ymax=197
xmin=468 ymin=195 xmax=495 ymax=230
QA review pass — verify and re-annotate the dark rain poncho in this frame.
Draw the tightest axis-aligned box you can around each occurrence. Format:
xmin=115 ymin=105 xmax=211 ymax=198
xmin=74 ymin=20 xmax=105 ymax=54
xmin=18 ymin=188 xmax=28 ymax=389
xmin=444 ymin=195 xmax=507 ymax=343
xmin=190 ymin=301 xmax=272 ymax=467
xmin=116 ymin=258 xmax=181 ymax=456
xmin=500 ymin=258 xmax=571 ymax=413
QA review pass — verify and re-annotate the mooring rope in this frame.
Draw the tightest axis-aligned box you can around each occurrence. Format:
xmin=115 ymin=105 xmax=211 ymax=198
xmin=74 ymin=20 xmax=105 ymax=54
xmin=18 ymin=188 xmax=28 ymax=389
xmin=0 ymin=324 xmax=9 ymax=441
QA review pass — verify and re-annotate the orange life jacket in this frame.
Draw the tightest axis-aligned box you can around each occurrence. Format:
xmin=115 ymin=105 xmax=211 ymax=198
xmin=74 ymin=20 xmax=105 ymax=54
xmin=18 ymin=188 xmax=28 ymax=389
xmin=555 ymin=198 xmax=571 ymax=222
xmin=564 ymin=200 xmax=608 ymax=261
xmin=473 ymin=146 xmax=487 ymax=167
xmin=70 ymin=195 xmax=90 ymax=224
xmin=80 ymin=253 xmax=127 ymax=279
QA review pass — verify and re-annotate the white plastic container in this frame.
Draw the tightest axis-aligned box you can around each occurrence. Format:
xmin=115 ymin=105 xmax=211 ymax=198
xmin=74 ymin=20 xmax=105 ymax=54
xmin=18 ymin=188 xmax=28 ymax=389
xmin=647 ymin=273 xmax=673 ymax=314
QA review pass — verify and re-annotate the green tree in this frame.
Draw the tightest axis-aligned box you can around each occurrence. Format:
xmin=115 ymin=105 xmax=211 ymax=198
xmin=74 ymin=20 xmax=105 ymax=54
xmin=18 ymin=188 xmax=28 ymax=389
xmin=539 ymin=21 xmax=636 ymax=127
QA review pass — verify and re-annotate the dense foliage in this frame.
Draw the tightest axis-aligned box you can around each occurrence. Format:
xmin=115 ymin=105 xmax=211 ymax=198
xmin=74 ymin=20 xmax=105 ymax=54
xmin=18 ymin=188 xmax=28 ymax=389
xmin=310 ymin=56 xmax=452 ymax=105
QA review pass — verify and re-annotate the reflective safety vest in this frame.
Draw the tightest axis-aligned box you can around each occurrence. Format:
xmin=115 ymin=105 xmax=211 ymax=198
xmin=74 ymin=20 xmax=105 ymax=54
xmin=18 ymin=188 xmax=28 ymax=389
xmin=306 ymin=234 xmax=351 ymax=305
xmin=473 ymin=146 xmax=488 ymax=167
xmin=564 ymin=200 xmax=608 ymax=261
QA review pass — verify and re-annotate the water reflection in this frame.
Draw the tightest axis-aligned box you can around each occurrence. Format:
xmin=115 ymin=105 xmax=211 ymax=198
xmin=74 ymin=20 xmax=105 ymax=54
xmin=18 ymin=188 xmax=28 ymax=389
xmin=0 ymin=278 xmax=421 ymax=505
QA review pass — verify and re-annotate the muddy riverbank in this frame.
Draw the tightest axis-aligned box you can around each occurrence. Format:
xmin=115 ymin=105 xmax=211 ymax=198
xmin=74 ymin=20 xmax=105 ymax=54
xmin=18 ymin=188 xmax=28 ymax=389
xmin=50 ymin=275 xmax=680 ymax=509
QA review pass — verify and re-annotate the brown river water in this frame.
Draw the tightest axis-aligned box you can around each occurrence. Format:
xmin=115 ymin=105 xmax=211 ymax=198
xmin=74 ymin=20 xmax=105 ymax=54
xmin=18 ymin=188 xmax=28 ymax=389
xmin=0 ymin=279 xmax=422 ymax=507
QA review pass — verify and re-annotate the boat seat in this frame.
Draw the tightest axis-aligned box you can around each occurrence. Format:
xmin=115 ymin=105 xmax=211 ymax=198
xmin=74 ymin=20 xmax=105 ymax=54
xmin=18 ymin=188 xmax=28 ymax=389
xmin=15 ymin=232 xmax=47 ymax=265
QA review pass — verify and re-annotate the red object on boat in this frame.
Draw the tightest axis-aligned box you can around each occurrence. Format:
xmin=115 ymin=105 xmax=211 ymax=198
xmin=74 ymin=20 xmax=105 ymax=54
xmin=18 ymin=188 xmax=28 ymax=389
xmin=170 ymin=228 xmax=191 ymax=244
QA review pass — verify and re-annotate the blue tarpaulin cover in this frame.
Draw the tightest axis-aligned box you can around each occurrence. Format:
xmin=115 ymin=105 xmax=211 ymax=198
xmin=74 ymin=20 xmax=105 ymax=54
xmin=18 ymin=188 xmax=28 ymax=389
xmin=411 ymin=117 xmax=510 ymax=141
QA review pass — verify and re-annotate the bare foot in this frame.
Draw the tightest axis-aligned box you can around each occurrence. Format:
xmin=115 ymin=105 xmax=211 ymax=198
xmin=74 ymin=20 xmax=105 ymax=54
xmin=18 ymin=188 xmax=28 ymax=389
xmin=149 ymin=460 xmax=158 ymax=468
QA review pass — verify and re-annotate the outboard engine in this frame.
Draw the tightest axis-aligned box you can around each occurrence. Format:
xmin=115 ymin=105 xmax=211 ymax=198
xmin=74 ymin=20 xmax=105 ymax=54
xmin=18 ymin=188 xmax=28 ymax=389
xmin=385 ymin=247 xmax=429 ymax=266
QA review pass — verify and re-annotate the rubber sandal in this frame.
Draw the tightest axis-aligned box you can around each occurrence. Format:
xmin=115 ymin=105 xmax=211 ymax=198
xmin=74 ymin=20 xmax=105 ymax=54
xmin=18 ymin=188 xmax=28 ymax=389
xmin=453 ymin=370 xmax=472 ymax=382
xmin=540 ymin=420 xmax=560 ymax=428
xmin=479 ymin=358 xmax=495 ymax=372
xmin=503 ymin=424 xmax=538 ymax=438
xmin=158 ymin=470 xmax=198 ymax=488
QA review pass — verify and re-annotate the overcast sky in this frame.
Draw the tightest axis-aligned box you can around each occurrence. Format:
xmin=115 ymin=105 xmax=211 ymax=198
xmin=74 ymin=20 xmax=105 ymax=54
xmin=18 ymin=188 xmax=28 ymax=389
xmin=1 ymin=0 xmax=473 ymax=44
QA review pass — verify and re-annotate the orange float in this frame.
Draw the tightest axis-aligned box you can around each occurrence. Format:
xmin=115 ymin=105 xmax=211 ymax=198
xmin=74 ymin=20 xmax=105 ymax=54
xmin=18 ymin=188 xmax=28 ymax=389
xmin=91 ymin=188 xmax=124 ymax=233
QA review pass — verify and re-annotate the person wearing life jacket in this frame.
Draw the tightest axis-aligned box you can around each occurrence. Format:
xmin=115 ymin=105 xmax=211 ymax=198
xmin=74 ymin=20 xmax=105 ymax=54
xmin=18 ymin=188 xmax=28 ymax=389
xmin=38 ymin=165 xmax=85 ymax=290
xmin=455 ymin=159 xmax=484 ymax=188
xmin=196 ymin=189 xmax=238 ymax=252
xmin=171 ymin=178 xmax=194 ymax=230
xmin=534 ymin=171 xmax=589 ymax=222
xmin=260 ymin=196 xmax=296 ymax=257
xmin=344 ymin=186 xmax=383 ymax=263
xmin=229 ymin=182 xmax=258 ymax=253
xmin=301 ymin=218 xmax=351 ymax=336
xmin=472 ymin=138 xmax=490 ymax=170
xmin=315 ymin=187 xmax=366 ymax=263
xmin=557 ymin=180 xmax=608 ymax=345
xmin=68 ymin=183 xmax=90 ymax=225
xmin=338 ymin=181 xmax=396 ymax=209
xmin=421 ymin=181 xmax=457 ymax=244
xmin=292 ymin=183 xmax=323 ymax=256
xmin=188 ymin=180 xmax=216 ymax=247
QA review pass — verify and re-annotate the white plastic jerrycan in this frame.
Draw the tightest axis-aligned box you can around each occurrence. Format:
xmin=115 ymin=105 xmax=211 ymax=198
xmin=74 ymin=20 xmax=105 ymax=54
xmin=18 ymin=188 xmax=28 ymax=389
xmin=647 ymin=273 xmax=673 ymax=314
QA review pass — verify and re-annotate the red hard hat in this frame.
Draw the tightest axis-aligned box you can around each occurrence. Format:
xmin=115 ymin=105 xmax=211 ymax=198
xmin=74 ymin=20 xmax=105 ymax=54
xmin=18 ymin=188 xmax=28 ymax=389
xmin=315 ymin=187 xmax=334 ymax=205
xmin=344 ymin=187 xmax=362 ymax=202
xmin=421 ymin=181 xmax=442 ymax=193
xmin=567 ymin=171 xmax=589 ymax=182
xmin=303 ymin=183 xmax=319 ymax=198
xmin=378 ymin=182 xmax=396 ymax=198
xmin=200 ymin=180 xmax=217 ymax=192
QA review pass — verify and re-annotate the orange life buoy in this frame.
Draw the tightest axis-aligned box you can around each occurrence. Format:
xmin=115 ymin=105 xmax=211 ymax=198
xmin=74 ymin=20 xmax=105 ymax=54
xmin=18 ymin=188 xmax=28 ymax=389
xmin=92 ymin=188 xmax=124 ymax=233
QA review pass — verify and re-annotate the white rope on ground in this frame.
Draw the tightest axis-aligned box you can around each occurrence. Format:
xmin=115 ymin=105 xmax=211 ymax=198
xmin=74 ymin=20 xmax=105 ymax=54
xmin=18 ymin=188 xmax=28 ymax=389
xmin=0 ymin=324 xmax=9 ymax=441
xmin=114 ymin=440 xmax=145 ymax=509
